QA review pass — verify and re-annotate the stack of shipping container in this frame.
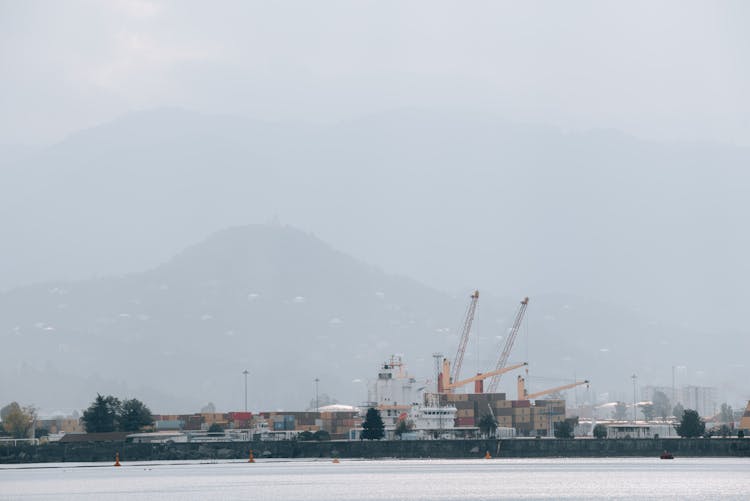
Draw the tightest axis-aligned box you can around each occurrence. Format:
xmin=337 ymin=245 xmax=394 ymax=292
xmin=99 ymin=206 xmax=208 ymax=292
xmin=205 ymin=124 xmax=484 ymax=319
xmin=429 ymin=392 xmax=566 ymax=436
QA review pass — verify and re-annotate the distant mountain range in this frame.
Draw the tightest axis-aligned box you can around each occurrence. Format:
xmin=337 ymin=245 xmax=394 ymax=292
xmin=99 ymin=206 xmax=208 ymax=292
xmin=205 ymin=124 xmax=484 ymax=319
xmin=1 ymin=224 xmax=747 ymax=414
xmin=2 ymin=107 xmax=749 ymax=335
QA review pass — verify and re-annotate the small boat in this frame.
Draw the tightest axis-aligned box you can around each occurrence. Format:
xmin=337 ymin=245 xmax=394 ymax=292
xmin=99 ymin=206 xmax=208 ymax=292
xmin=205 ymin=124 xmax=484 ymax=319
xmin=660 ymin=451 xmax=674 ymax=460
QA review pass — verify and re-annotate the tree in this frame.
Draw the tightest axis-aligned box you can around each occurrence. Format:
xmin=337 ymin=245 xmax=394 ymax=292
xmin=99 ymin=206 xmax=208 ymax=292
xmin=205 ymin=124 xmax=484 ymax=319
xmin=554 ymin=417 xmax=578 ymax=439
xmin=0 ymin=402 xmax=15 ymax=421
xmin=675 ymin=409 xmax=705 ymax=438
xmin=593 ymin=423 xmax=608 ymax=439
xmin=673 ymin=402 xmax=685 ymax=420
xmin=361 ymin=408 xmax=385 ymax=440
xmin=717 ymin=424 xmax=731 ymax=438
xmin=738 ymin=430 xmax=745 ymax=439
xmin=118 ymin=399 xmax=154 ymax=432
xmin=394 ymin=419 xmax=414 ymax=439
xmin=81 ymin=394 xmax=121 ymax=433
xmin=652 ymin=391 xmax=671 ymax=421
xmin=297 ymin=430 xmax=315 ymax=441
xmin=640 ymin=403 xmax=655 ymax=421
xmin=1 ymin=402 xmax=36 ymax=438
xmin=478 ymin=413 xmax=498 ymax=438
xmin=719 ymin=403 xmax=734 ymax=424
xmin=207 ymin=423 xmax=224 ymax=435
xmin=613 ymin=402 xmax=628 ymax=420
xmin=313 ymin=430 xmax=331 ymax=441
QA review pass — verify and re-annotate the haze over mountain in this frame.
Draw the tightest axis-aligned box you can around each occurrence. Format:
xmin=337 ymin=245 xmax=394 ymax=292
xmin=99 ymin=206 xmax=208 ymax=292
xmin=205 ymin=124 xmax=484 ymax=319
xmin=2 ymin=108 xmax=749 ymax=338
xmin=3 ymin=1 xmax=748 ymax=433
xmin=1 ymin=224 xmax=747 ymax=414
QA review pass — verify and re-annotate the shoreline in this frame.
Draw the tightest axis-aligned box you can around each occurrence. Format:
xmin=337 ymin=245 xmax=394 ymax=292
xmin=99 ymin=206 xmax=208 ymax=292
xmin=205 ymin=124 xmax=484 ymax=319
xmin=2 ymin=437 xmax=749 ymax=464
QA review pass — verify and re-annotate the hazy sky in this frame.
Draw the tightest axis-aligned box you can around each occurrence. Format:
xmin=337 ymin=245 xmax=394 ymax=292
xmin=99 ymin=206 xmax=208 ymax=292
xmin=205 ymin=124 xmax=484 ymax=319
xmin=2 ymin=1 xmax=750 ymax=412
xmin=2 ymin=0 xmax=749 ymax=146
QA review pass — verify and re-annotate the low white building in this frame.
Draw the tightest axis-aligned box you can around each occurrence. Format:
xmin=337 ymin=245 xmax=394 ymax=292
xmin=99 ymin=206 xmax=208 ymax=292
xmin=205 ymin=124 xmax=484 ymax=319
xmin=126 ymin=431 xmax=188 ymax=443
xmin=605 ymin=422 xmax=678 ymax=439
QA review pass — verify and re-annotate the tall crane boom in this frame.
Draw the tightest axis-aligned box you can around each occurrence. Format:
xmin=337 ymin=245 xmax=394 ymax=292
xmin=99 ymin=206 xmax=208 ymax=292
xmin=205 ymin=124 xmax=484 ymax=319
xmin=517 ymin=375 xmax=590 ymax=400
xmin=486 ymin=297 xmax=529 ymax=393
xmin=442 ymin=360 xmax=528 ymax=392
xmin=450 ymin=290 xmax=479 ymax=384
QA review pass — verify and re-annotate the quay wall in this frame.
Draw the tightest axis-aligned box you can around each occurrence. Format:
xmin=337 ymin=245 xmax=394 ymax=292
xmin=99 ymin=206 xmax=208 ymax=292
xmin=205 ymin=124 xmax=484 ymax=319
xmin=2 ymin=438 xmax=749 ymax=464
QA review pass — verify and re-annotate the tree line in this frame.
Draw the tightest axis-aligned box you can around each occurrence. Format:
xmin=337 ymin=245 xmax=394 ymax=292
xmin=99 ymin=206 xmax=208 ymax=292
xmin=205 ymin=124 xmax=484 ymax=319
xmin=81 ymin=394 xmax=154 ymax=433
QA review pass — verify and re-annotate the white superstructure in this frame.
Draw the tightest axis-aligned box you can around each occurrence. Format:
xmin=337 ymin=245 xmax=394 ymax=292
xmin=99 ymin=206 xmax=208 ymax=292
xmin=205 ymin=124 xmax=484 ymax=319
xmin=366 ymin=356 xmax=456 ymax=431
xmin=367 ymin=356 xmax=422 ymax=426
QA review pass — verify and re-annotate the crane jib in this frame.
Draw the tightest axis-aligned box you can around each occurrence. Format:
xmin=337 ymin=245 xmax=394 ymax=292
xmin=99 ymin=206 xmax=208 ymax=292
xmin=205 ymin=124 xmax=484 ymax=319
xmin=487 ymin=297 xmax=529 ymax=394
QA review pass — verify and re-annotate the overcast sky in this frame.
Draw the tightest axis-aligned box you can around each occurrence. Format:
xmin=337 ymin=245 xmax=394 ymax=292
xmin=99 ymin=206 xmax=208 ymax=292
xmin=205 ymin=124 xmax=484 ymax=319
xmin=2 ymin=0 xmax=749 ymax=146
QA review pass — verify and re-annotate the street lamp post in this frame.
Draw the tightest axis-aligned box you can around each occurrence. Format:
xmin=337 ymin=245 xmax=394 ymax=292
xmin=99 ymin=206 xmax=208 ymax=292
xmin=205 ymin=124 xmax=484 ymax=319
xmin=314 ymin=378 xmax=320 ymax=411
xmin=243 ymin=369 xmax=249 ymax=412
xmin=631 ymin=374 xmax=637 ymax=423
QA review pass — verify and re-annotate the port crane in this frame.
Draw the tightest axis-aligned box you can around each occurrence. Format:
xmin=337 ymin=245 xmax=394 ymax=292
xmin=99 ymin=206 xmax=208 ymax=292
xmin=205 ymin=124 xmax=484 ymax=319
xmin=450 ymin=290 xmax=479 ymax=385
xmin=439 ymin=360 xmax=528 ymax=393
xmin=486 ymin=297 xmax=529 ymax=393
xmin=516 ymin=375 xmax=590 ymax=400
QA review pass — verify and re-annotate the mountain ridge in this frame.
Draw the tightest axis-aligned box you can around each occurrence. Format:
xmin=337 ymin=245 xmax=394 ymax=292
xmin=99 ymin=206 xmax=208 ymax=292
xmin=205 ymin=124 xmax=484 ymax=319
xmin=1 ymin=224 xmax=746 ymax=414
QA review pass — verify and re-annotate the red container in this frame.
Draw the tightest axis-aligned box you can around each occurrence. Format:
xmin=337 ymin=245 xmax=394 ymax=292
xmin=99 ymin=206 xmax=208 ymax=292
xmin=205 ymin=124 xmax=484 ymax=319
xmin=511 ymin=400 xmax=531 ymax=408
xmin=456 ymin=417 xmax=475 ymax=426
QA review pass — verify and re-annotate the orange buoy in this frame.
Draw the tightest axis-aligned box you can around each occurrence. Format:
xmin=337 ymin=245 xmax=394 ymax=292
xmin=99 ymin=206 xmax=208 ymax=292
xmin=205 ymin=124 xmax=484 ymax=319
xmin=114 ymin=452 xmax=121 ymax=467
xmin=248 ymin=450 xmax=255 ymax=463
xmin=484 ymin=451 xmax=491 ymax=459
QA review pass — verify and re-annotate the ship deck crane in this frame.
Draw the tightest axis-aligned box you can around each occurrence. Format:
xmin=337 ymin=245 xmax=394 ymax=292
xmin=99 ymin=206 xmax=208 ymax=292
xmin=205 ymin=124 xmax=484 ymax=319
xmin=440 ymin=360 xmax=528 ymax=393
xmin=517 ymin=375 xmax=590 ymax=400
xmin=486 ymin=297 xmax=529 ymax=393
xmin=450 ymin=290 xmax=479 ymax=385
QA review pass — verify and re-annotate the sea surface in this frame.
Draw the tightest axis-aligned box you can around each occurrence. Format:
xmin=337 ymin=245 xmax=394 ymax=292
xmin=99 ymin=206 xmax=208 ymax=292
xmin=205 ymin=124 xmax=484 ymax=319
xmin=1 ymin=458 xmax=749 ymax=500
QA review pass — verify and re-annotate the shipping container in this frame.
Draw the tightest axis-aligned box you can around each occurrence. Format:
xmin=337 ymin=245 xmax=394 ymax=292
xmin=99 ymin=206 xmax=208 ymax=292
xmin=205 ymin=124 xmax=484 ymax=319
xmin=230 ymin=412 xmax=253 ymax=420
xmin=456 ymin=417 xmax=475 ymax=426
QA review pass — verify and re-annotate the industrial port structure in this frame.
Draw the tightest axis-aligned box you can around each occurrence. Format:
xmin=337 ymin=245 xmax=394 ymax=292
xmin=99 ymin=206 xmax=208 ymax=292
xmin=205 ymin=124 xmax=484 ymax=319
xmin=30 ymin=292 xmax=597 ymax=444
xmin=361 ymin=293 xmax=590 ymax=438
xmin=133 ymin=293 xmax=591 ymax=442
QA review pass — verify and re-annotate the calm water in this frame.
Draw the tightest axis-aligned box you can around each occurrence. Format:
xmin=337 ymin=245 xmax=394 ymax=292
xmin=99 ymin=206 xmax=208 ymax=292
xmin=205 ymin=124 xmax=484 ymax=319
xmin=2 ymin=458 xmax=750 ymax=500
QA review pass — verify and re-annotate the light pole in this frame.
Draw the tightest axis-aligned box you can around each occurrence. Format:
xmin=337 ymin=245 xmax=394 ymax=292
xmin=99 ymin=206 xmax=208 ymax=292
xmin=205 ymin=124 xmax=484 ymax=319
xmin=314 ymin=378 xmax=320 ymax=411
xmin=243 ymin=369 xmax=249 ymax=412
xmin=631 ymin=374 xmax=637 ymax=423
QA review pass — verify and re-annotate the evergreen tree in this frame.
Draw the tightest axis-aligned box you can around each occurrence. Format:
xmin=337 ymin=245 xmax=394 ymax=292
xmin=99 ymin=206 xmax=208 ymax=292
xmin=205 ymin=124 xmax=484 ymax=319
xmin=478 ymin=413 xmax=498 ymax=438
xmin=118 ymin=399 xmax=154 ymax=432
xmin=313 ymin=430 xmax=331 ymax=441
xmin=361 ymin=408 xmax=385 ymax=440
xmin=554 ymin=417 xmax=578 ymax=439
xmin=394 ymin=419 xmax=413 ymax=438
xmin=675 ymin=409 xmax=705 ymax=438
xmin=297 ymin=430 xmax=314 ymax=441
xmin=207 ymin=423 xmax=224 ymax=435
xmin=81 ymin=394 xmax=121 ymax=433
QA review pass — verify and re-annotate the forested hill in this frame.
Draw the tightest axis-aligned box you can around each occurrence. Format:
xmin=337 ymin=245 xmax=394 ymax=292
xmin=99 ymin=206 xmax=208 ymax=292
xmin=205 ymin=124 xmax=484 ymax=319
xmin=2 ymin=223 xmax=745 ymax=414
xmin=0 ymin=224 xmax=457 ymax=411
